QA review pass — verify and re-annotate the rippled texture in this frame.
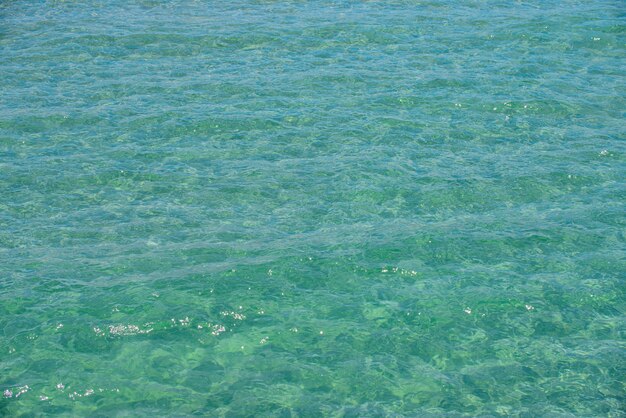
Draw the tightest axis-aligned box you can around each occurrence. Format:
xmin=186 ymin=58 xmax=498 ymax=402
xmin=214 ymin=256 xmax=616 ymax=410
xmin=1 ymin=0 xmax=625 ymax=415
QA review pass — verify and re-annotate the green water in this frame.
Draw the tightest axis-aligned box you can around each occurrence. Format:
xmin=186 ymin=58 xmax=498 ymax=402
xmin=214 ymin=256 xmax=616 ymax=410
xmin=1 ymin=0 xmax=625 ymax=416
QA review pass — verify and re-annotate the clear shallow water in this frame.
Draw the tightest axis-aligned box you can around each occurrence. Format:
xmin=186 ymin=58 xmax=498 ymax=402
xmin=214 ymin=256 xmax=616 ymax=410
xmin=1 ymin=0 xmax=624 ymax=415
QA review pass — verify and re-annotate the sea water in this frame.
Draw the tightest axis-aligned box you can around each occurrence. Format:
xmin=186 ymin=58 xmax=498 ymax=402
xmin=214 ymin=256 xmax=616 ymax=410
xmin=0 ymin=0 xmax=624 ymax=415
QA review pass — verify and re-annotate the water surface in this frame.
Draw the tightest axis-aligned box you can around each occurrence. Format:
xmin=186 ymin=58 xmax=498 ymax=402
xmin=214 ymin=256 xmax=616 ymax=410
xmin=1 ymin=0 xmax=625 ymax=415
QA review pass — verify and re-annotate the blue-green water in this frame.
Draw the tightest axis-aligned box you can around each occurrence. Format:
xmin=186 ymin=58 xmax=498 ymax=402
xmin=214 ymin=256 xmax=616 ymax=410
xmin=1 ymin=0 xmax=625 ymax=415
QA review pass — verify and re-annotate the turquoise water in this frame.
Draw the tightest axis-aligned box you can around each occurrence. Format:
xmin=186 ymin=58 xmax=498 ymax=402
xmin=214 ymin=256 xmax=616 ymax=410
xmin=1 ymin=0 xmax=625 ymax=415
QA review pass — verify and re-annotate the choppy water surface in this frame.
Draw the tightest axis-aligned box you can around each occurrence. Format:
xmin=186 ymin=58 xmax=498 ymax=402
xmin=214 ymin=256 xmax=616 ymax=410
xmin=1 ymin=0 xmax=625 ymax=415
